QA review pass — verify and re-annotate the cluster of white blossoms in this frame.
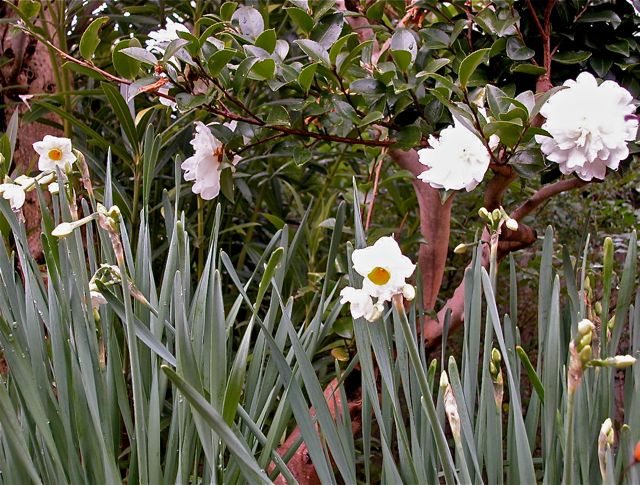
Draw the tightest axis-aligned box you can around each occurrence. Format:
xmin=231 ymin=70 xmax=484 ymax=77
xmin=340 ymin=237 xmax=416 ymax=322
xmin=181 ymin=121 xmax=241 ymax=200
xmin=416 ymin=72 xmax=637 ymax=191
xmin=536 ymin=72 xmax=638 ymax=181
xmin=0 ymin=135 xmax=75 ymax=211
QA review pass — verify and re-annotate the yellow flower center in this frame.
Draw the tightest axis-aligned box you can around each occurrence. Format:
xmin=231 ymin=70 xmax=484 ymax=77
xmin=368 ymin=267 xmax=391 ymax=286
xmin=48 ymin=148 xmax=63 ymax=161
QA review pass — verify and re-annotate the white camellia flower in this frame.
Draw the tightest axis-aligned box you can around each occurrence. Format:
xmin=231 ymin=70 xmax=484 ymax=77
xmin=417 ymin=117 xmax=494 ymax=191
xmin=181 ymin=121 xmax=240 ymax=200
xmin=340 ymin=287 xmax=376 ymax=320
xmin=0 ymin=183 xmax=26 ymax=210
xmin=351 ymin=236 xmax=416 ymax=302
xmin=145 ymin=19 xmax=189 ymax=55
xmin=536 ymin=72 xmax=638 ymax=181
xmin=32 ymin=135 xmax=77 ymax=171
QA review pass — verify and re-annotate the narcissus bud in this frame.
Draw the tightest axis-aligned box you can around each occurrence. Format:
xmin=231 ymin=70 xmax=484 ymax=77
xmin=402 ymin=284 xmax=415 ymax=302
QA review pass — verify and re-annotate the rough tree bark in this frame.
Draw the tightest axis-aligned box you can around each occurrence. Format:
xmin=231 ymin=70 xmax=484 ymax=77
xmin=0 ymin=2 xmax=62 ymax=259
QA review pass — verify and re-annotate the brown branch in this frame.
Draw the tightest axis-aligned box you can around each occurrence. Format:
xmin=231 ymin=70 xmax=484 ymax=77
xmin=512 ymin=177 xmax=588 ymax=221
xmin=389 ymin=148 xmax=453 ymax=311
xmin=483 ymin=166 xmax=517 ymax=211
xmin=423 ymin=176 xmax=588 ymax=347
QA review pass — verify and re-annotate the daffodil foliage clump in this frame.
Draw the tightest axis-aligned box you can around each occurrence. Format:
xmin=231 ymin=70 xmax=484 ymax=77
xmin=1 ymin=0 xmax=640 ymax=483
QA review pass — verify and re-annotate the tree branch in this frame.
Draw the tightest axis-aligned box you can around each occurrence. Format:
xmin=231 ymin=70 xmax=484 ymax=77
xmin=389 ymin=148 xmax=453 ymax=311
xmin=512 ymin=177 xmax=588 ymax=221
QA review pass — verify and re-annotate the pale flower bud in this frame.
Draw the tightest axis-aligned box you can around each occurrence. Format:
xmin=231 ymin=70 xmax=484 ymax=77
xmin=603 ymin=355 xmax=636 ymax=368
xmin=577 ymin=318 xmax=595 ymax=336
xmin=402 ymin=284 xmax=415 ymax=301
xmin=51 ymin=222 xmax=75 ymax=237
xmin=48 ymin=182 xmax=60 ymax=195
xmin=365 ymin=302 xmax=384 ymax=322
xmin=440 ymin=371 xmax=449 ymax=389
xmin=491 ymin=208 xmax=501 ymax=222
xmin=454 ymin=243 xmax=467 ymax=254
xmin=478 ymin=207 xmax=490 ymax=220
xmin=505 ymin=218 xmax=518 ymax=231
xmin=600 ymin=418 xmax=614 ymax=445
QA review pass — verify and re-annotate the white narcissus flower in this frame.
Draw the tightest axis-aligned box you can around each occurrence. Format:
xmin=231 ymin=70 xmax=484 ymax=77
xmin=340 ymin=287 xmax=376 ymax=320
xmin=536 ymin=72 xmax=638 ymax=181
xmin=32 ymin=135 xmax=77 ymax=171
xmin=145 ymin=19 xmax=189 ymax=55
xmin=0 ymin=183 xmax=26 ymax=210
xmin=417 ymin=118 xmax=494 ymax=191
xmin=181 ymin=122 xmax=240 ymax=200
xmin=351 ymin=236 xmax=416 ymax=302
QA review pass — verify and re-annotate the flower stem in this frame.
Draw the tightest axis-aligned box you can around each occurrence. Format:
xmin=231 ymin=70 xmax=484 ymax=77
xmin=563 ymin=389 xmax=576 ymax=485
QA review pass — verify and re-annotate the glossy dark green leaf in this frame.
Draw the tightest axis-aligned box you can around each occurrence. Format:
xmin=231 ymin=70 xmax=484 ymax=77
xmin=552 ymin=50 xmax=591 ymax=64
xmin=510 ymin=63 xmax=546 ymax=75
xmin=112 ymin=38 xmax=142 ymax=79
xmin=311 ymin=12 xmax=344 ymax=49
xmin=484 ymin=120 xmax=523 ymax=147
xmin=298 ymin=63 xmax=317 ymax=93
xmin=295 ymin=39 xmax=329 ymax=66
xmin=366 ymin=0 xmax=385 ymax=21
xmin=349 ymin=78 xmax=386 ymax=95
xmin=79 ymin=16 xmax=109 ymax=60
xmin=220 ymin=1 xmax=238 ymax=20
xmin=506 ymin=36 xmax=535 ymax=61
xmin=255 ymin=28 xmax=277 ymax=54
xmin=250 ymin=58 xmax=276 ymax=80
xmin=576 ymin=9 xmax=621 ymax=29
xmin=393 ymin=125 xmax=422 ymax=148
xmin=208 ymin=49 xmax=235 ymax=76
xmin=286 ymin=7 xmax=314 ymax=33
xmin=458 ymin=48 xmax=491 ymax=89
xmin=121 ymin=46 xmax=158 ymax=66
xmin=17 ymin=0 xmax=39 ymax=18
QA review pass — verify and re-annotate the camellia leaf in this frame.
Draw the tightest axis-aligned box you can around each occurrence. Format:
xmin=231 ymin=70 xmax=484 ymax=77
xmin=298 ymin=63 xmax=318 ymax=93
xmin=255 ymin=28 xmax=277 ymax=54
xmin=17 ymin=0 xmax=40 ymax=18
xmin=121 ymin=47 xmax=158 ymax=66
xmin=483 ymin=120 xmax=523 ymax=147
xmin=552 ymin=50 xmax=591 ymax=65
xmin=393 ymin=125 xmax=422 ymax=148
xmin=285 ymin=7 xmax=314 ymax=33
xmin=390 ymin=28 xmax=418 ymax=69
xmin=295 ymin=39 xmax=329 ymax=66
xmin=231 ymin=6 xmax=264 ymax=39
xmin=510 ymin=63 xmax=547 ymax=76
xmin=458 ymin=48 xmax=491 ymax=89
xmin=250 ymin=58 xmax=276 ymax=80
xmin=311 ymin=12 xmax=344 ymax=50
xmin=220 ymin=1 xmax=238 ymax=21
xmin=111 ymin=38 xmax=140 ymax=79
xmin=506 ymin=36 xmax=535 ymax=61
xmin=79 ymin=16 xmax=109 ymax=60
xmin=208 ymin=49 xmax=235 ymax=76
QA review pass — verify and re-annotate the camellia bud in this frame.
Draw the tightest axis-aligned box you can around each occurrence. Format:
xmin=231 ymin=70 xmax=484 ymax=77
xmin=505 ymin=218 xmax=518 ymax=231
xmin=402 ymin=284 xmax=416 ymax=302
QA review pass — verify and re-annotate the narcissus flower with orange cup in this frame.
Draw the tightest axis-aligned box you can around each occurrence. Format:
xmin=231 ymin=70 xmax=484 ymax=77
xmin=351 ymin=236 xmax=416 ymax=302
xmin=33 ymin=135 xmax=77 ymax=171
